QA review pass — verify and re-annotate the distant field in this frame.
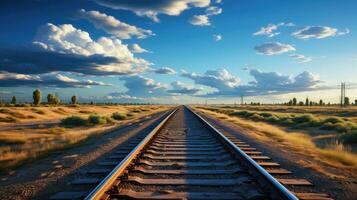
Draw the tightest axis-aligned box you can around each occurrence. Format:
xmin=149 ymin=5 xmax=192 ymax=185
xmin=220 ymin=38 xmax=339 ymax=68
xmin=196 ymin=105 xmax=357 ymax=168
xmin=0 ymin=105 xmax=170 ymax=171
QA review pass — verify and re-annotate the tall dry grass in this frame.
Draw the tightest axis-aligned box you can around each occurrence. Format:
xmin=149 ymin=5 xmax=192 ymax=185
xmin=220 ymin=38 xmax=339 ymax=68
xmin=196 ymin=107 xmax=357 ymax=168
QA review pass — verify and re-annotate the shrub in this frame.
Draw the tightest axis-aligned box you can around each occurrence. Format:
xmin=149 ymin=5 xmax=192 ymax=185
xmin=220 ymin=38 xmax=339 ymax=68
xmin=126 ymin=113 xmax=134 ymax=117
xmin=323 ymin=117 xmax=344 ymax=124
xmin=279 ymin=118 xmax=294 ymax=126
xmin=249 ymin=113 xmax=264 ymax=121
xmin=61 ymin=116 xmax=87 ymax=126
xmin=340 ymin=131 xmax=357 ymax=144
xmin=259 ymin=112 xmax=273 ymax=117
xmin=266 ymin=115 xmax=280 ymax=123
xmin=88 ymin=115 xmax=113 ymax=125
xmin=292 ymin=114 xmax=314 ymax=124
xmin=112 ymin=112 xmax=127 ymax=120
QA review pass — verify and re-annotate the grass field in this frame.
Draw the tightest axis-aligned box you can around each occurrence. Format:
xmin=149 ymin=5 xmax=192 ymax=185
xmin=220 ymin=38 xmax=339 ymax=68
xmin=195 ymin=105 xmax=357 ymax=169
xmin=0 ymin=105 xmax=170 ymax=171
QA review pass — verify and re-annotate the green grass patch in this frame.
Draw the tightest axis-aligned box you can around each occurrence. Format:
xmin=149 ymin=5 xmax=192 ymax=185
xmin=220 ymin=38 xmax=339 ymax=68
xmin=111 ymin=112 xmax=127 ymax=120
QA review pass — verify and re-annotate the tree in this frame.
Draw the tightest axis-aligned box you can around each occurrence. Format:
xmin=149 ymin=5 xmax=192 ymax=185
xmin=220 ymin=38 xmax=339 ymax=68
xmin=33 ymin=89 xmax=41 ymax=105
xmin=71 ymin=95 xmax=77 ymax=104
xmin=355 ymin=99 xmax=357 ymax=106
xmin=47 ymin=93 xmax=60 ymax=105
xmin=298 ymin=101 xmax=304 ymax=106
xmin=344 ymin=97 xmax=350 ymax=106
xmin=47 ymin=94 xmax=55 ymax=104
xmin=305 ymin=98 xmax=309 ymax=106
xmin=288 ymin=100 xmax=293 ymax=106
xmin=319 ymin=99 xmax=323 ymax=106
xmin=292 ymin=98 xmax=297 ymax=106
xmin=11 ymin=96 xmax=16 ymax=104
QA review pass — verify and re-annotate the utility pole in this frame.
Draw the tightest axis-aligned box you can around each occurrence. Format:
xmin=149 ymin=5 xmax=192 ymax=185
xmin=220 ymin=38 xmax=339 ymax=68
xmin=340 ymin=82 xmax=346 ymax=107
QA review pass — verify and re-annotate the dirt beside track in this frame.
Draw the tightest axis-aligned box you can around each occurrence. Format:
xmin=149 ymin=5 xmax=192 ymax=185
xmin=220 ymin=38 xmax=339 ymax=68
xmin=0 ymin=110 xmax=170 ymax=200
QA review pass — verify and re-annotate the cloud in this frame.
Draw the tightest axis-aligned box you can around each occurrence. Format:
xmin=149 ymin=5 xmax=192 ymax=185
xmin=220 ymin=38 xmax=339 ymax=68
xmin=152 ymin=67 xmax=176 ymax=75
xmin=182 ymin=68 xmax=325 ymax=97
xmin=129 ymin=43 xmax=149 ymax=53
xmin=213 ymin=34 xmax=222 ymax=41
xmin=95 ymin=0 xmax=210 ymax=22
xmin=189 ymin=15 xmax=210 ymax=26
xmin=292 ymin=26 xmax=350 ymax=39
xmin=0 ymin=72 xmax=110 ymax=88
xmin=0 ymin=23 xmax=151 ymax=76
xmin=216 ymin=0 xmax=223 ymax=3
xmin=182 ymin=69 xmax=240 ymax=93
xmin=254 ymin=42 xmax=296 ymax=55
xmin=205 ymin=6 xmax=222 ymax=16
xmin=105 ymin=94 xmax=143 ymax=100
xmin=168 ymin=81 xmax=202 ymax=95
xmin=117 ymin=75 xmax=167 ymax=97
xmin=77 ymin=9 xmax=154 ymax=39
xmin=253 ymin=22 xmax=294 ymax=37
xmin=290 ymin=54 xmax=312 ymax=63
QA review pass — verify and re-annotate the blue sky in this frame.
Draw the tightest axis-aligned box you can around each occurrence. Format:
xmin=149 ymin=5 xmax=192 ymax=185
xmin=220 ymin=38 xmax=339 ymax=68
xmin=0 ymin=0 xmax=356 ymax=104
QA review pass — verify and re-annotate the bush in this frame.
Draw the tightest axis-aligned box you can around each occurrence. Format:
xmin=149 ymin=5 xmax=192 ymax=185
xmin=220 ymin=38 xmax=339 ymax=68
xmin=88 ymin=115 xmax=113 ymax=125
xmin=292 ymin=114 xmax=314 ymax=123
xmin=249 ymin=113 xmax=264 ymax=121
xmin=112 ymin=112 xmax=127 ymax=120
xmin=259 ymin=112 xmax=273 ymax=117
xmin=267 ymin=115 xmax=280 ymax=123
xmin=340 ymin=131 xmax=357 ymax=144
xmin=279 ymin=118 xmax=294 ymax=126
xmin=323 ymin=117 xmax=344 ymax=124
xmin=61 ymin=116 xmax=87 ymax=126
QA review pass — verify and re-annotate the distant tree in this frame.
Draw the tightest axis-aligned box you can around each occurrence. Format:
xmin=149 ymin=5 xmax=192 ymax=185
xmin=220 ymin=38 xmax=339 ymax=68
xmin=305 ymin=98 xmax=309 ymax=106
xmin=11 ymin=96 xmax=16 ymax=104
xmin=47 ymin=94 xmax=55 ymax=104
xmin=33 ymin=89 xmax=41 ymax=105
xmin=71 ymin=95 xmax=77 ymax=104
xmin=288 ymin=100 xmax=293 ymax=106
xmin=90 ymin=101 xmax=94 ymax=105
xmin=292 ymin=98 xmax=297 ymax=106
xmin=310 ymin=101 xmax=313 ymax=106
xmin=319 ymin=99 xmax=323 ymax=106
xmin=47 ymin=93 xmax=60 ymax=105
xmin=344 ymin=97 xmax=350 ymax=105
xmin=355 ymin=99 xmax=357 ymax=106
xmin=298 ymin=101 xmax=304 ymax=106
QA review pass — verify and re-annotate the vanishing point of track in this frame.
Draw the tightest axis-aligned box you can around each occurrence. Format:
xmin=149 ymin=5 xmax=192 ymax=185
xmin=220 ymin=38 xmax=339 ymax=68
xmin=51 ymin=106 xmax=332 ymax=200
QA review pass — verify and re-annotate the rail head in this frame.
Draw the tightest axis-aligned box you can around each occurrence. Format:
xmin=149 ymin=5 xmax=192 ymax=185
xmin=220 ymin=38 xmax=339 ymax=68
xmin=85 ymin=108 xmax=178 ymax=200
xmin=186 ymin=105 xmax=299 ymax=200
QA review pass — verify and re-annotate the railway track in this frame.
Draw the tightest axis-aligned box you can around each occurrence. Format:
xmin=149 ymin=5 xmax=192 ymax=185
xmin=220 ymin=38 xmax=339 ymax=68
xmin=51 ymin=106 xmax=332 ymax=200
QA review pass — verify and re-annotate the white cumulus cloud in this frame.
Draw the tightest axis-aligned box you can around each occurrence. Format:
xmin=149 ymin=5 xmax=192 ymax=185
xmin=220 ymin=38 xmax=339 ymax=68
xmin=189 ymin=15 xmax=210 ymax=26
xmin=129 ymin=43 xmax=149 ymax=53
xmin=95 ymin=0 xmax=210 ymax=22
xmin=290 ymin=54 xmax=312 ymax=63
xmin=153 ymin=67 xmax=177 ymax=75
xmin=292 ymin=26 xmax=350 ymax=39
xmin=254 ymin=42 xmax=296 ymax=55
xmin=32 ymin=23 xmax=151 ymax=75
xmin=77 ymin=9 xmax=154 ymax=39
xmin=213 ymin=34 xmax=222 ymax=41
xmin=205 ymin=6 xmax=222 ymax=16
xmin=253 ymin=22 xmax=294 ymax=37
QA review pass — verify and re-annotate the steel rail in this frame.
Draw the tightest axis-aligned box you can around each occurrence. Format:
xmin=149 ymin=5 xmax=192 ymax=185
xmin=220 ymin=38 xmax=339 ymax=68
xmin=186 ymin=105 xmax=299 ymax=200
xmin=85 ymin=108 xmax=178 ymax=200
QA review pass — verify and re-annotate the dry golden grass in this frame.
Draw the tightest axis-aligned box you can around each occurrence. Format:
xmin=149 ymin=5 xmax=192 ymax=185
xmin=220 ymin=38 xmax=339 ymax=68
xmin=0 ymin=105 xmax=162 ymax=125
xmin=195 ymin=107 xmax=357 ymax=169
xmin=0 ymin=105 xmax=170 ymax=171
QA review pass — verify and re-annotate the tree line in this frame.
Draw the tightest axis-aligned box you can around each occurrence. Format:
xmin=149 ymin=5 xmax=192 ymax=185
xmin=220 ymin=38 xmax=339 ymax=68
xmin=285 ymin=97 xmax=357 ymax=106
xmin=7 ymin=89 xmax=77 ymax=106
